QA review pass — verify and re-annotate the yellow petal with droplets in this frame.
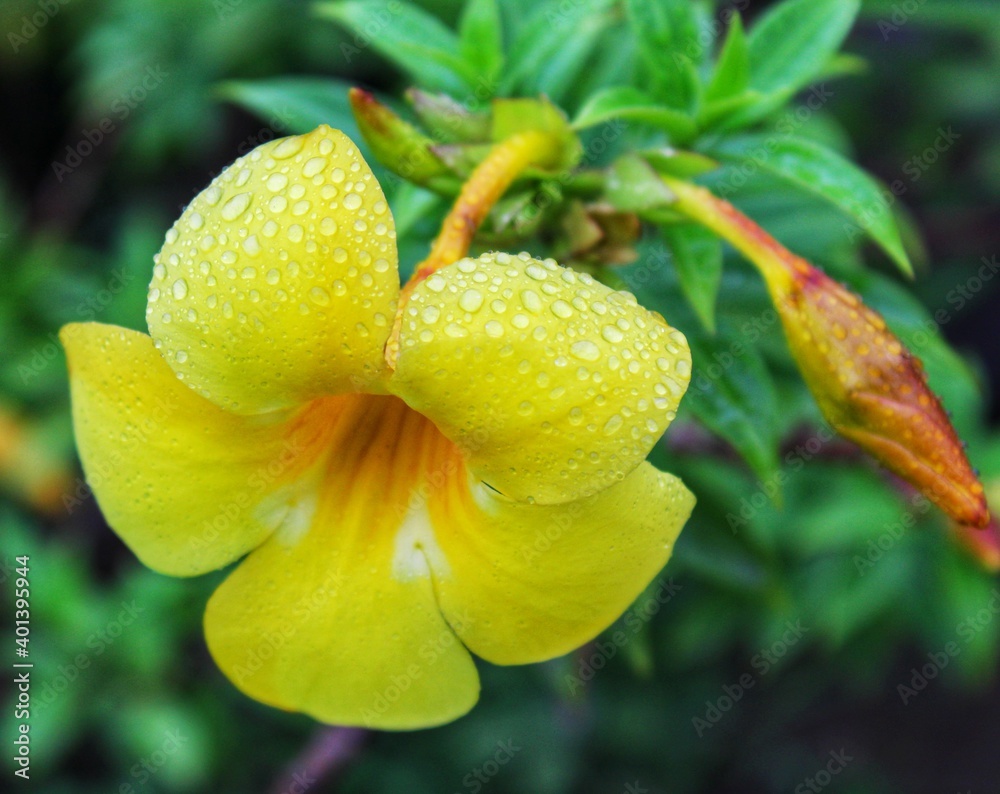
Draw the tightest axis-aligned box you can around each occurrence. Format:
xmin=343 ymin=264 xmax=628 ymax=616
xmin=204 ymin=395 xmax=479 ymax=729
xmin=61 ymin=323 xmax=335 ymax=576
xmin=389 ymin=252 xmax=691 ymax=504
xmin=426 ymin=460 xmax=695 ymax=664
xmin=147 ymin=125 xmax=398 ymax=414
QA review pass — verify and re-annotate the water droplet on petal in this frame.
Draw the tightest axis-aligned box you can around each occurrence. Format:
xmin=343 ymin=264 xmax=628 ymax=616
xmin=459 ymin=289 xmax=484 ymax=313
xmin=221 ymin=192 xmax=251 ymax=221
xmin=551 ymin=300 xmax=573 ymax=319
xmin=484 ymin=320 xmax=505 ymax=338
xmin=601 ymin=325 xmax=624 ymax=344
xmin=603 ymin=414 xmax=624 ymax=435
xmin=571 ymin=340 xmax=601 ymax=361
xmin=171 ymin=279 xmax=188 ymax=299
xmin=309 ymin=286 xmax=331 ymax=306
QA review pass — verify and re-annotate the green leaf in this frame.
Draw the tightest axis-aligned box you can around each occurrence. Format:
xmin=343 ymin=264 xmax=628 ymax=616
xmin=605 ymin=154 xmax=676 ymax=213
xmin=572 ymin=87 xmax=697 ymax=143
xmin=705 ymin=13 xmax=748 ymax=102
xmin=697 ymin=90 xmax=769 ymax=131
xmin=349 ymin=89 xmax=458 ymax=192
xmin=316 ymin=1 xmax=478 ymax=94
xmin=492 ymin=96 xmax=582 ymax=171
xmin=216 ymin=77 xmax=357 ymax=137
xmin=625 ymin=0 xmax=701 ymax=111
xmin=642 ymin=148 xmax=719 ymax=179
xmin=685 ymin=327 xmax=781 ymax=484
xmin=706 ymin=133 xmax=913 ymax=276
xmin=405 ymin=89 xmax=492 ymax=143
xmin=662 ymin=223 xmax=723 ymax=332
xmin=458 ymin=0 xmax=504 ymax=82
xmin=746 ymin=0 xmax=860 ymax=96
xmin=500 ymin=0 xmax=615 ymax=103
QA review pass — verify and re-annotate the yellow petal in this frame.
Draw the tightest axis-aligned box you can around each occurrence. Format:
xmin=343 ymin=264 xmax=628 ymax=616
xmin=389 ymin=252 xmax=691 ymax=504
xmin=61 ymin=322 xmax=335 ymax=576
xmin=147 ymin=125 xmax=399 ymax=414
xmin=203 ymin=395 xmax=479 ymax=729
xmin=427 ymin=461 xmax=694 ymax=665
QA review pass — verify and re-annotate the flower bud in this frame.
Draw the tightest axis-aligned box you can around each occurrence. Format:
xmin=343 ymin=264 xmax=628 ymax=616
xmin=771 ymin=258 xmax=988 ymax=528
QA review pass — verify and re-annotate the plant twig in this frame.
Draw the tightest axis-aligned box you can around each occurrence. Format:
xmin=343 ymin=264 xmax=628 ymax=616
xmin=269 ymin=726 xmax=369 ymax=794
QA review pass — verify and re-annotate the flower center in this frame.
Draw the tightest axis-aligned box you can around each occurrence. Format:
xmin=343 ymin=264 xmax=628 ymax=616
xmin=278 ymin=394 xmax=465 ymax=580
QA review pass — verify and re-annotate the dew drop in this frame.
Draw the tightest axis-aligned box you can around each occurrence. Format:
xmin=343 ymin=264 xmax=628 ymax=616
xmin=221 ymin=192 xmax=251 ymax=221
xmin=273 ymin=136 xmax=304 ymax=159
xmin=343 ymin=193 xmax=362 ymax=211
xmin=309 ymin=286 xmax=331 ymax=306
xmin=520 ymin=289 xmax=542 ymax=313
xmin=459 ymin=289 xmax=484 ymax=313
xmin=571 ymin=340 xmax=601 ymax=361
xmin=601 ymin=325 xmax=624 ymax=344
xmin=171 ymin=279 xmax=188 ymax=299
xmin=303 ymin=157 xmax=327 ymax=178
xmin=551 ymin=300 xmax=573 ymax=319
xmin=484 ymin=320 xmax=505 ymax=338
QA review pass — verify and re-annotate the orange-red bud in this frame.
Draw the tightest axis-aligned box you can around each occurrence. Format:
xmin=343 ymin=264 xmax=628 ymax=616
xmin=660 ymin=176 xmax=989 ymax=528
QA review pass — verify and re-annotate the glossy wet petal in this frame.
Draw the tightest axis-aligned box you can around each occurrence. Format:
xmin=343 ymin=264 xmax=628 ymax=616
xmin=61 ymin=322 xmax=336 ymax=576
xmin=147 ymin=125 xmax=399 ymax=414
xmin=425 ymin=461 xmax=695 ymax=665
xmin=203 ymin=395 xmax=479 ymax=729
xmin=389 ymin=252 xmax=691 ymax=504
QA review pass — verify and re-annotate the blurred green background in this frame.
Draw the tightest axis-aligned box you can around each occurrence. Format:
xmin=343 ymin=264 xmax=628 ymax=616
xmin=2 ymin=0 xmax=1000 ymax=791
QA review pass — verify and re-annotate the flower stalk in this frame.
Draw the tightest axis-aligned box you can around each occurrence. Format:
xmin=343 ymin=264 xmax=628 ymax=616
xmin=386 ymin=129 xmax=562 ymax=365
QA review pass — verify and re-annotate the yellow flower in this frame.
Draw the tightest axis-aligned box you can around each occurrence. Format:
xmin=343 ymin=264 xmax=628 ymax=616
xmin=61 ymin=126 xmax=694 ymax=729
